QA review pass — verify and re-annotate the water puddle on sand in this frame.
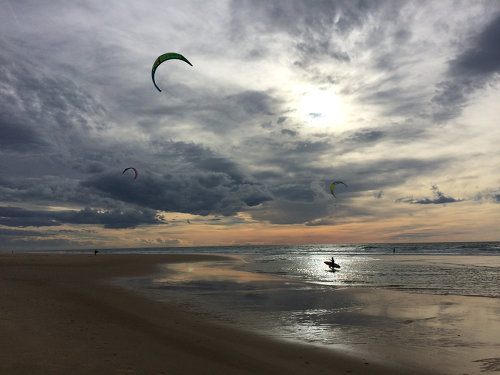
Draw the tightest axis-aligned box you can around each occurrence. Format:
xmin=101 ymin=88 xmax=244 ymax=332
xmin=114 ymin=256 xmax=500 ymax=374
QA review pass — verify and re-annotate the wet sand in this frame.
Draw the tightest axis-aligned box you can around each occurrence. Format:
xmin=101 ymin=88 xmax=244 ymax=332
xmin=136 ymin=256 xmax=500 ymax=374
xmin=0 ymin=253 xmax=481 ymax=374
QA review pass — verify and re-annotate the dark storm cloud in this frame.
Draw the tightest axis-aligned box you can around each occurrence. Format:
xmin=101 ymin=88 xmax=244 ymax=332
xmin=451 ymin=14 xmax=500 ymax=76
xmin=411 ymin=195 xmax=460 ymax=205
xmin=0 ymin=54 xmax=45 ymax=151
xmin=432 ymin=14 xmax=500 ymax=122
xmin=0 ymin=206 xmax=61 ymax=227
xmin=247 ymin=138 xmax=332 ymax=172
xmin=0 ymin=48 xmax=275 ymax=223
xmin=192 ymin=89 xmax=282 ymax=132
xmin=166 ymin=141 xmax=247 ymax=180
xmin=0 ymin=206 xmax=162 ymax=229
xmin=0 ymin=44 xmax=106 ymax=166
xmin=133 ymin=88 xmax=282 ymax=135
xmin=247 ymin=122 xmax=446 ymax=186
xmin=81 ymin=141 xmax=272 ymax=217
xmin=251 ymin=184 xmax=379 ymax=225
xmin=396 ymin=185 xmax=463 ymax=205
xmin=0 ymin=176 xmax=105 ymax=207
xmin=0 ymin=49 xmax=104 ymax=123
xmin=0 ymin=116 xmax=47 ymax=151
xmin=473 ymin=189 xmax=500 ymax=204
xmin=82 ymin=172 xmax=270 ymax=217
xmin=66 ymin=207 xmax=162 ymax=229
xmin=0 ymin=34 xmax=276 ymax=224
xmin=245 ymin=144 xmax=450 ymax=224
xmin=271 ymin=184 xmax=315 ymax=202
xmin=431 ymin=78 xmax=485 ymax=123
xmin=331 ymin=158 xmax=452 ymax=197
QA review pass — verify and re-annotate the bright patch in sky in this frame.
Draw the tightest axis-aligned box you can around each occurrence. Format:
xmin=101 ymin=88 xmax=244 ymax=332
xmin=296 ymin=87 xmax=343 ymax=130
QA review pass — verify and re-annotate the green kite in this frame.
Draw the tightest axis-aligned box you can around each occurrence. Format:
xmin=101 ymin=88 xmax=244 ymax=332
xmin=151 ymin=52 xmax=193 ymax=92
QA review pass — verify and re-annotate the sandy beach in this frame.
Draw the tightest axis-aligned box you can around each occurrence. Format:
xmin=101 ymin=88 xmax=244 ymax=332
xmin=0 ymin=253 xmax=444 ymax=375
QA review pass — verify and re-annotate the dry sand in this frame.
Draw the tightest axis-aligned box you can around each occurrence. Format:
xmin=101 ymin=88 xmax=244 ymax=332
xmin=1 ymin=254 xmax=442 ymax=374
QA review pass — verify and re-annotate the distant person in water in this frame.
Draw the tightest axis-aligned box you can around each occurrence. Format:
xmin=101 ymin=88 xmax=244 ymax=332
xmin=94 ymin=249 xmax=99 ymax=256
xmin=393 ymin=248 xmax=396 ymax=254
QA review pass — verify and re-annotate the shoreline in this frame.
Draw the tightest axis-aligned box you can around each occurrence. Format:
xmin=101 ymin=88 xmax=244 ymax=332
xmin=119 ymin=254 xmax=500 ymax=374
xmin=0 ymin=253 xmax=437 ymax=375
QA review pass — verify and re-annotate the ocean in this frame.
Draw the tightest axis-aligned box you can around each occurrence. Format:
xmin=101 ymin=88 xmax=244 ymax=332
xmin=21 ymin=242 xmax=500 ymax=298
xmin=33 ymin=241 xmax=500 ymax=297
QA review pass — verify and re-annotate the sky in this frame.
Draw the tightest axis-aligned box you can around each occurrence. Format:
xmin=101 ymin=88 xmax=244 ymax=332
xmin=1 ymin=0 xmax=499 ymax=250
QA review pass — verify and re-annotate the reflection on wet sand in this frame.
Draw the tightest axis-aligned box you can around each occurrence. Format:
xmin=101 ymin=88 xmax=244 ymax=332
xmin=122 ymin=256 xmax=500 ymax=374
xmin=332 ymin=288 xmax=500 ymax=373
xmin=156 ymin=257 xmax=281 ymax=284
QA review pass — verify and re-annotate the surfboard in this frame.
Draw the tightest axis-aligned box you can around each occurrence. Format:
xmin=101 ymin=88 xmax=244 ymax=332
xmin=324 ymin=261 xmax=340 ymax=268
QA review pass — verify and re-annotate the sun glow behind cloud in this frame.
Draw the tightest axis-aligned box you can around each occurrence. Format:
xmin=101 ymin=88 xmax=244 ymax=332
xmin=294 ymin=86 xmax=344 ymax=131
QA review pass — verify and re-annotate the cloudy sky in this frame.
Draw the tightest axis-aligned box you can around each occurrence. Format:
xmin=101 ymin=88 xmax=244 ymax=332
xmin=1 ymin=0 xmax=499 ymax=250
